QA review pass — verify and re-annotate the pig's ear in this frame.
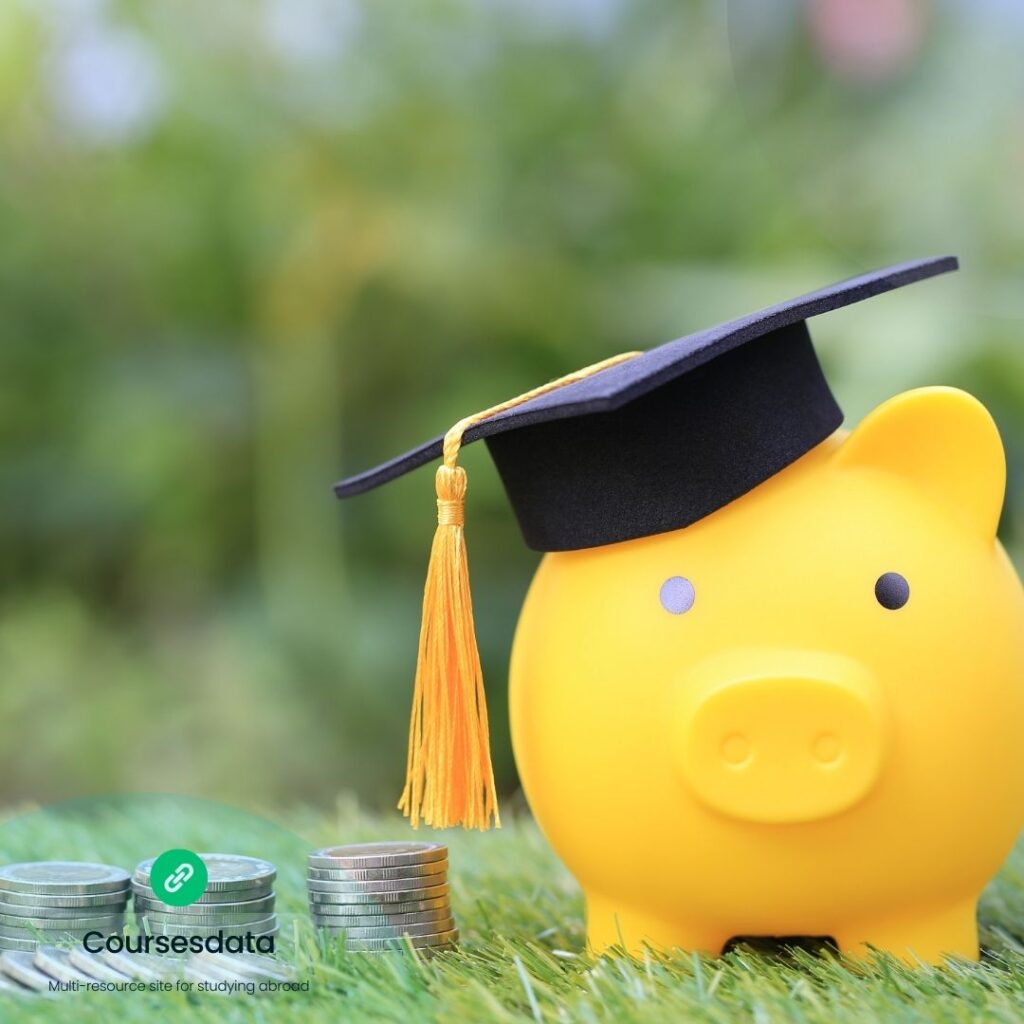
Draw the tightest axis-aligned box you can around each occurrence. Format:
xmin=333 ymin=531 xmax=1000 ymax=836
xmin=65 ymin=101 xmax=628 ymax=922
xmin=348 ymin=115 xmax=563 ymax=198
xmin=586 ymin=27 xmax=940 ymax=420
xmin=835 ymin=387 xmax=1005 ymax=539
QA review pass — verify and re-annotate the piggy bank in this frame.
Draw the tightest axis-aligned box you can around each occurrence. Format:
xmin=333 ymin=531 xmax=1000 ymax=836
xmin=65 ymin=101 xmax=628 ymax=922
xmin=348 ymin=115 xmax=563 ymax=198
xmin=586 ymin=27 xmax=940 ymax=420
xmin=510 ymin=387 xmax=1024 ymax=964
xmin=333 ymin=258 xmax=1018 ymax=964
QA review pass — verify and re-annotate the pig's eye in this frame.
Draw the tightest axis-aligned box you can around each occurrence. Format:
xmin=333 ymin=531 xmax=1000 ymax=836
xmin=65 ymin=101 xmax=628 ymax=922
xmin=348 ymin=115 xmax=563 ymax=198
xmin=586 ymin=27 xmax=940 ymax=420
xmin=660 ymin=576 xmax=695 ymax=615
xmin=875 ymin=572 xmax=910 ymax=610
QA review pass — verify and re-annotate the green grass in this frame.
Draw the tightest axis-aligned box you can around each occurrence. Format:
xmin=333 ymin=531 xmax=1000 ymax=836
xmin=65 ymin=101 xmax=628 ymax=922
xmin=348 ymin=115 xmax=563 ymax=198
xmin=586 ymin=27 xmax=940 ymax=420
xmin=3 ymin=795 xmax=1024 ymax=1022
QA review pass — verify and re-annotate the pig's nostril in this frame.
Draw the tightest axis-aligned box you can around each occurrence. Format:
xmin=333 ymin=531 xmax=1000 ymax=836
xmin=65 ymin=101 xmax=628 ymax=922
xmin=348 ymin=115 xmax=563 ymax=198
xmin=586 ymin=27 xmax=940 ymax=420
xmin=720 ymin=733 xmax=752 ymax=768
xmin=811 ymin=732 xmax=842 ymax=765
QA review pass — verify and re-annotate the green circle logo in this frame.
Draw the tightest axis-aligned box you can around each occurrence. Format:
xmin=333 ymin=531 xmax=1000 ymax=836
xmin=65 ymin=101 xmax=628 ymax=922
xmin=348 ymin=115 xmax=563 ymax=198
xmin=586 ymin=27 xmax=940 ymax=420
xmin=149 ymin=848 xmax=208 ymax=906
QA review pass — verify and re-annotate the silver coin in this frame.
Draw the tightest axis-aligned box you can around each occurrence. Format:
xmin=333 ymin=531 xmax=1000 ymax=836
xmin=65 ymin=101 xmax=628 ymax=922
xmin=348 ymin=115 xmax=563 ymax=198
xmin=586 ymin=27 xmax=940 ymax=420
xmin=0 ymin=937 xmax=41 ymax=952
xmin=310 ymin=908 xmax=453 ymax=928
xmin=0 ymin=970 xmax=34 ymax=994
xmin=135 ymin=854 xmax=276 ymax=893
xmin=132 ymin=900 xmax=275 ymax=923
xmin=0 ymin=928 xmax=122 ymax=944
xmin=306 ymin=890 xmax=450 ymax=912
xmin=0 ymin=863 xmax=130 ymax=896
xmin=0 ymin=950 xmax=58 ymax=990
xmin=67 ymin=946 xmax=132 ymax=983
xmin=0 ymin=934 xmax=114 ymax=948
xmin=0 ymin=900 xmax=128 ymax=919
xmin=143 ymin=917 xmax=278 ymax=937
xmin=0 ymin=912 xmax=125 ymax=931
xmin=306 ymin=882 xmax=449 ymax=903
xmin=132 ymin=881 xmax=274 ymax=905
xmin=196 ymin=951 xmax=295 ymax=982
xmin=139 ymin=910 xmax=274 ymax=927
xmin=336 ymin=929 xmax=459 ymax=950
xmin=307 ymin=861 xmax=447 ymax=882
xmin=314 ymin=919 xmax=455 ymax=940
xmin=352 ymin=944 xmax=458 ymax=958
xmin=308 ymin=903 xmax=454 ymax=922
xmin=305 ymin=876 xmax=447 ymax=894
xmin=142 ymin=923 xmax=277 ymax=938
xmin=97 ymin=949 xmax=179 ymax=981
xmin=308 ymin=843 xmax=447 ymax=870
xmin=33 ymin=946 xmax=96 ymax=985
xmin=133 ymin=892 xmax=275 ymax=916
xmin=0 ymin=888 xmax=130 ymax=909
xmin=0 ymin=926 xmax=123 ymax=943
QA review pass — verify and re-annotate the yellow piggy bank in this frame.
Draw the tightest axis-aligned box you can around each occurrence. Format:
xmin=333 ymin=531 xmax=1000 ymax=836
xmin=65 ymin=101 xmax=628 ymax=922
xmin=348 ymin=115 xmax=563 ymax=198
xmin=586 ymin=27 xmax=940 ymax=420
xmin=335 ymin=257 xmax=1022 ymax=965
xmin=511 ymin=387 xmax=1024 ymax=964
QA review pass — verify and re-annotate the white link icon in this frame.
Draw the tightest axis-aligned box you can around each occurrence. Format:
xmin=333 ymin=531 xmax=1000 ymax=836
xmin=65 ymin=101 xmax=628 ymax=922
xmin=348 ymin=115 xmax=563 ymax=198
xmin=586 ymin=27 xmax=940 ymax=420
xmin=164 ymin=862 xmax=195 ymax=894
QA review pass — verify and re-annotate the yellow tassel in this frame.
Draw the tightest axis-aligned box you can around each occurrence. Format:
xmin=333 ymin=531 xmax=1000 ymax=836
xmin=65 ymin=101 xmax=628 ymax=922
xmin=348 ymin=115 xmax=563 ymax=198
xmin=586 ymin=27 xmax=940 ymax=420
xmin=398 ymin=350 xmax=641 ymax=830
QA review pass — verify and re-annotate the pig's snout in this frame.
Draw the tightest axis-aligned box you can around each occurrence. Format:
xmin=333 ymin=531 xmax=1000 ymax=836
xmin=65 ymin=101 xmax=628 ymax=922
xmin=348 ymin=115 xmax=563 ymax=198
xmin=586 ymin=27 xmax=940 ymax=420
xmin=673 ymin=651 xmax=888 ymax=825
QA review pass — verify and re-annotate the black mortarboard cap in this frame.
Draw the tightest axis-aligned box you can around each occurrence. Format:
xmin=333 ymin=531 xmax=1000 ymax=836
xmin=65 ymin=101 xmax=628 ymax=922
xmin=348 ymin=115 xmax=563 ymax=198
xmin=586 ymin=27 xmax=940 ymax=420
xmin=335 ymin=255 xmax=958 ymax=832
xmin=334 ymin=256 xmax=958 ymax=551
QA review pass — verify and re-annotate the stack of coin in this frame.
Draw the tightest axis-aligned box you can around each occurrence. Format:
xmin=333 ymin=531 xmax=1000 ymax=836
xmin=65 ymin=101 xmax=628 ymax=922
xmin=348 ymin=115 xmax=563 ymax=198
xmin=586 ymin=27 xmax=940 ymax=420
xmin=133 ymin=854 xmax=278 ymax=938
xmin=307 ymin=842 xmax=457 ymax=953
xmin=0 ymin=862 xmax=130 ymax=952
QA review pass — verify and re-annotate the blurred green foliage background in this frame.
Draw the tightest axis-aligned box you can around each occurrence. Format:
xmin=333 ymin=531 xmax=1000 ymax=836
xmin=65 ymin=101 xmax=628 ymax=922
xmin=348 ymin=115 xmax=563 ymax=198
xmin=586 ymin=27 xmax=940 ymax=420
xmin=0 ymin=0 xmax=1021 ymax=809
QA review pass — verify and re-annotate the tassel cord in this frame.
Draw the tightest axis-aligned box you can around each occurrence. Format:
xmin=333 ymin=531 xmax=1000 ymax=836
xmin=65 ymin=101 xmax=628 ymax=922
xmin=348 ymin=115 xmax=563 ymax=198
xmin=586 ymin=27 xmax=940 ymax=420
xmin=400 ymin=350 xmax=641 ymax=830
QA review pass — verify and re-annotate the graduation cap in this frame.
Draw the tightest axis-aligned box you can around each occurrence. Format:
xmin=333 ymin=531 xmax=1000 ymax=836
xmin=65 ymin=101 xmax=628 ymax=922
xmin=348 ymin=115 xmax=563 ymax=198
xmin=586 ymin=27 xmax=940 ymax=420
xmin=334 ymin=255 xmax=958 ymax=830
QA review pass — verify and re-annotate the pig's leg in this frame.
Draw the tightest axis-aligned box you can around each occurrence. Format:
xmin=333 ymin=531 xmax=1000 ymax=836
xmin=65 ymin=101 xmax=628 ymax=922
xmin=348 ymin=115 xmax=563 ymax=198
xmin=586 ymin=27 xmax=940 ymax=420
xmin=586 ymin=894 xmax=726 ymax=956
xmin=832 ymin=900 xmax=980 ymax=965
